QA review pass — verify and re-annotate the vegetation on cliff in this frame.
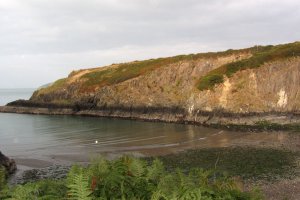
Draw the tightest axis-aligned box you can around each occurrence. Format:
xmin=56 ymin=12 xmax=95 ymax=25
xmin=14 ymin=41 xmax=300 ymax=115
xmin=34 ymin=45 xmax=254 ymax=97
xmin=197 ymin=42 xmax=300 ymax=90
xmin=35 ymin=42 xmax=300 ymax=97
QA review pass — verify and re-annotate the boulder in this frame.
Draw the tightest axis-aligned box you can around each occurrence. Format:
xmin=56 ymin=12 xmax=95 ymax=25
xmin=0 ymin=151 xmax=17 ymax=175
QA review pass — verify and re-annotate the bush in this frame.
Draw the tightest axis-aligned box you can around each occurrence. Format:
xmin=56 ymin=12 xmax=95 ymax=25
xmin=197 ymin=74 xmax=224 ymax=91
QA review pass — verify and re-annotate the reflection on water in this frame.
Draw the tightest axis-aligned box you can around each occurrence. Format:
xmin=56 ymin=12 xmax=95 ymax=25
xmin=0 ymin=113 xmax=290 ymax=166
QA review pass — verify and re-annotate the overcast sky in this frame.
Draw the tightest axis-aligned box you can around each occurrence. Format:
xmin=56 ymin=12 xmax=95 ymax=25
xmin=1 ymin=0 xmax=299 ymax=88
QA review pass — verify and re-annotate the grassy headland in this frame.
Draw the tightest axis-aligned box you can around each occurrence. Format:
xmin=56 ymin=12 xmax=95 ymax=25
xmin=197 ymin=42 xmax=300 ymax=90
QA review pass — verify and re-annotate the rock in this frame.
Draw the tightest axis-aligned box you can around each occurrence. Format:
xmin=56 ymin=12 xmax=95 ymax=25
xmin=0 ymin=151 xmax=17 ymax=175
xmin=10 ymin=165 xmax=71 ymax=185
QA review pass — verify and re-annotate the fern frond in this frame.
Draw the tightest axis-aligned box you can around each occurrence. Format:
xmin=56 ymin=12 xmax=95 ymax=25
xmin=8 ymin=183 xmax=40 ymax=200
xmin=151 ymin=190 xmax=168 ymax=200
xmin=67 ymin=169 xmax=92 ymax=200
xmin=128 ymin=158 xmax=146 ymax=177
xmin=147 ymin=159 xmax=165 ymax=182
xmin=178 ymin=188 xmax=202 ymax=200
xmin=88 ymin=156 xmax=110 ymax=178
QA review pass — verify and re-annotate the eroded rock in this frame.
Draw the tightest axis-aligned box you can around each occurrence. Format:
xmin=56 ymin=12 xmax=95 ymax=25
xmin=0 ymin=151 xmax=17 ymax=175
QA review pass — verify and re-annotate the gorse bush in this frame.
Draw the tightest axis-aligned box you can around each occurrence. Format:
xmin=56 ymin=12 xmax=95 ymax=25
xmin=0 ymin=156 xmax=263 ymax=200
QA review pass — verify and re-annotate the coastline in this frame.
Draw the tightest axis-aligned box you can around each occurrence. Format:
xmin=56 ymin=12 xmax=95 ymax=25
xmin=8 ymin=144 xmax=300 ymax=200
xmin=2 ymin=105 xmax=299 ymax=199
xmin=1 ymin=105 xmax=300 ymax=131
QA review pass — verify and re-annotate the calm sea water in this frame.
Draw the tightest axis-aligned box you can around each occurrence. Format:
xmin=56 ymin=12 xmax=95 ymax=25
xmin=0 ymin=89 xmax=289 ymax=168
xmin=0 ymin=88 xmax=35 ymax=106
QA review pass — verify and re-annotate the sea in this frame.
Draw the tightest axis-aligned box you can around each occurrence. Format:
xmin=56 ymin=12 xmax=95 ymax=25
xmin=0 ymin=88 xmax=34 ymax=106
xmin=0 ymin=89 xmax=288 ymax=168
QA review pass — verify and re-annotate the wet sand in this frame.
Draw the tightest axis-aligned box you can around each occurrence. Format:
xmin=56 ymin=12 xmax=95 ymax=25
xmin=11 ymin=130 xmax=299 ymax=169
xmin=7 ymin=128 xmax=300 ymax=200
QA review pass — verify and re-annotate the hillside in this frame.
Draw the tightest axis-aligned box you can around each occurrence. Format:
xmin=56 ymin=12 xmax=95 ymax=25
xmin=3 ymin=41 xmax=300 ymax=127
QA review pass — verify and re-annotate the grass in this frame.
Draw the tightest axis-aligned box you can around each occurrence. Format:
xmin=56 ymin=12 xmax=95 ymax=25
xmin=197 ymin=42 xmax=300 ymax=90
xmin=80 ymin=55 xmax=210 ymax=90
xmin=80 ymin=47 xmax=257 ymax=91
xmin=36 ymin=78 xmax=67 ymax=95
xmin=197 ymin=74 xmax=224 ymax=90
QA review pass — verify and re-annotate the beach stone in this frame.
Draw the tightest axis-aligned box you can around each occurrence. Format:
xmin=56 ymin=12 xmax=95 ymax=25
xmin=0 ymin=151 xmax=17 ymax=175
xmin=10 ymin=165 xmax=71 ymax=185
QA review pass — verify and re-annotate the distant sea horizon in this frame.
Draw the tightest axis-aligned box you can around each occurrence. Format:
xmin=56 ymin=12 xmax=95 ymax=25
xmin=0 ymin=88 xmax=36 ymax=106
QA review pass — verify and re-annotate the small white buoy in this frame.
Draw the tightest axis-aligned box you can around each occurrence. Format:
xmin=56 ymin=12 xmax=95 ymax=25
xmin=95 ymin=140 xmax=98 ymax=144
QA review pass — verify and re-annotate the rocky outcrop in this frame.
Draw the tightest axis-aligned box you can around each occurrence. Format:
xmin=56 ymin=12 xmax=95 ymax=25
xmin=1 ymin=105 xmax=300 ymax=132
xmin=1 ymin=42 xmax=300 ymax=128
xmin=0 ymin=151 xmax=17 ymax=175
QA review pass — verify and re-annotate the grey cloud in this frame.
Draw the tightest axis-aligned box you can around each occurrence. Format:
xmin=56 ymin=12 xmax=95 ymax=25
xmin=0 ymin=0 xmax=299 ymax=88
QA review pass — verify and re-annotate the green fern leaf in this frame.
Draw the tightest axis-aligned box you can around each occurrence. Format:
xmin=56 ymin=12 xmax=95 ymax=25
xmin=67 ymin=169 xmax=92 ymax=200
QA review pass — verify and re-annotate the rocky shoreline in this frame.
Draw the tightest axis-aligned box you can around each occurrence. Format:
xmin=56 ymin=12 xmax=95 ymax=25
xmin=1 ymin=105 xmax=300 ymax=131
xmin=6 ymin=145 xmax=300 ymax=200
xmin=9 ymin=165 xmax=71 ymax=185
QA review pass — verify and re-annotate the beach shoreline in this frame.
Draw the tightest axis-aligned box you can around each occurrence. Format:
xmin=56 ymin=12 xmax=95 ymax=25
xmin=1 ymin=105 xmax=300 ymax=132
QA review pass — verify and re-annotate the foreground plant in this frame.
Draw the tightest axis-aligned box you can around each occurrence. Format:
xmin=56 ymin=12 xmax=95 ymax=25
xmin=0 ymin=156 xmax=263 ymax=200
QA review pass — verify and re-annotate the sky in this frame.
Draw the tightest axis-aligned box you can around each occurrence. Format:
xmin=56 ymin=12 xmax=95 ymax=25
xmin=0 ymin=0 xmax=300 ymax=88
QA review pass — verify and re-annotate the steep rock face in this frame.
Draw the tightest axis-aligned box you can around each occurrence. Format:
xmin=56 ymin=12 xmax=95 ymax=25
xmin=30 ymin=52 xmax=251 ymax=108
xmin=28 ymin=42 xmax=300 ymax=115
xmin=93 ymin=54 xmax=248 ymax=108
xmin=191 ymin=57 xmax=300 ymax=113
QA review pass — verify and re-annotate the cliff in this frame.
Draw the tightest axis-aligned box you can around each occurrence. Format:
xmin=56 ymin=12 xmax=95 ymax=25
xmin=2 ymin=42 xmax=300 ymax=127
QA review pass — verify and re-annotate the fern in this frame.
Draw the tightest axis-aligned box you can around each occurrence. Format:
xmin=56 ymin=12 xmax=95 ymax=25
xmin=0 ymin=166 xmax=6 ymax=191
xmin=127 ymin=157 xmax=146 ymax=178
xmin=178 ymin=188 xmax=202 ymax=200
xmin=2 ymin=156 xmax=264 ymax=200
xmin=35 ymin=179 xmax=67 ymax=200
xmin=150 ymin=190 xmax=168 ymax=200
xmin=8 ymin=183 xmax=40 ymax=200
xmin=67 ymin=165 xmax=82 ymax=185
xmin=67 ymin=168 xmax=92 ymax=200
xmin=147 ymin=159 xmax=165 ymax=183
xmin=88 ymin=156 xmax=110 ymax=178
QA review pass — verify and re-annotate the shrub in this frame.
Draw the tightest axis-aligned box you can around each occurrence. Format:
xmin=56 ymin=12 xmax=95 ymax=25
xmin=197 ymin=74 xmax=224 ymax=91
